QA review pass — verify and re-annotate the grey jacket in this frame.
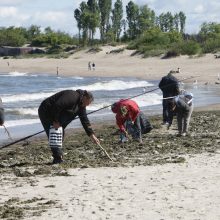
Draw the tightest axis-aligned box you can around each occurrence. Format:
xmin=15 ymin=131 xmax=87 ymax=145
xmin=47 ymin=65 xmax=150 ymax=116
xmin=174 ymin=93 xmax=193 ymax=113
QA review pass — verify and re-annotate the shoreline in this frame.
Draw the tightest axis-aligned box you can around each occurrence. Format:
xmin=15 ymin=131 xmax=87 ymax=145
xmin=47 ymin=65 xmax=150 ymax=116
xmin=1 ymin=46 xmax=220 ymax=85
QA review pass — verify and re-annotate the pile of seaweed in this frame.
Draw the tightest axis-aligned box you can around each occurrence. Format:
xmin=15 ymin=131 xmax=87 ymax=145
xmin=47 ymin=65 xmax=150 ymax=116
xmin=0 ymin=111 xmax=219 ymax=173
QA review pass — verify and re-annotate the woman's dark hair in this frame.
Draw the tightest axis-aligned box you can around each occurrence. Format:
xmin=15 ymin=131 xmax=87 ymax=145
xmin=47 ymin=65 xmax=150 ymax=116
xmin=84 ymin=91 xmax=94 ymax=102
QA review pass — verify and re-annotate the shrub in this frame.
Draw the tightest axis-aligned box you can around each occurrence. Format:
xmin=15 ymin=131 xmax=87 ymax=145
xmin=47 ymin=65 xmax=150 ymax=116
xmin=163 ymin=50 xmax=180 ymax=59
xmin=87 ymin=47 xmax=102 ymax=53
xmin=201 ymin=38 xmax=220 ymax=53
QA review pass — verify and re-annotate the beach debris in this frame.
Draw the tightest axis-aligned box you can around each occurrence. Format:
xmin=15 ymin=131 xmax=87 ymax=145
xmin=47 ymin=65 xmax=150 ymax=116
xmin=3 ymin=125 xmax=13 ymax=141
xmin=169 ymin=67 xmax=181 ymax=74
xmin=214 ymin=54 xmax=220 ymax=58
xmin=97 ymin=142 xmax=114 ymax=162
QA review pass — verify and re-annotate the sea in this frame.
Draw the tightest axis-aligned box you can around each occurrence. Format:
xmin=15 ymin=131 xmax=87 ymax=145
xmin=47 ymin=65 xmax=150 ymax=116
xmin=1 ymin=71 xmax=220 ymax=144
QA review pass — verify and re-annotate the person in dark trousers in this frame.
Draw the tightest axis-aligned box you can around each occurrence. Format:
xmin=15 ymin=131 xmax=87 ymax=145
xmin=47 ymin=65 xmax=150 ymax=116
xmin=111 ymin=99 xmax=152 ymax=144
xmin=92 ymin=62 xmax=95 ymax=70
xmin=171 ymin=90 xmax=194 ymax=136
xmin=158 ymin=73 xmax=180 ymax=128
xmin=38 ymin=89 xmax=100 ymax=164
xmin=0 ymin=98 xmax=5 ymax=126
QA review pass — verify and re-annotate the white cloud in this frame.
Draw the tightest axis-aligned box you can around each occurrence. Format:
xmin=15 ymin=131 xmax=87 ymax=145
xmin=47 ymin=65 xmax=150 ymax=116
xmin=0 ymin=6 xmax=17 ymax=18
xmin=0 ymin=0 xmax=23 ymax=4
xmin=194 ymin=4 xmax=205 ymax=14
xmin=33 ymin=11 xmax=67 ymax=23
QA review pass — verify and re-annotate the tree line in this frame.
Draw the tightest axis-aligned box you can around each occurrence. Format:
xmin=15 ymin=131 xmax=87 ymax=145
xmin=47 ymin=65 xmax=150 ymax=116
xmin=74 ymin=0 xmax=186 ymax=44
xmin=0 ymin=25 xmax=77 ymax=48
xmin=1 ymin=0 xmax=220 ymax=57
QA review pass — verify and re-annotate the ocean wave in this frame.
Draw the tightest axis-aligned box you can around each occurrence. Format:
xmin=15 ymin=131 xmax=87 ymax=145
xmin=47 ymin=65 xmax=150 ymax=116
xmin=4 ymin=119 xmax=40 ymax=127
xmin=71 ymin=76 xmax=84 ymax=80
xmin=2 ymin=92 xmax=54 ymax=103
xmin=2 ymin=79 xmax=154 ymax=103
xmin=8 ymin=71 xmax=28 ymax=76
xmin=133 ymin=93 xmax=162 ymax=107
xmin=6 ymin=108 xmax=38 ymax=116
xmin=87 ymin=102 xmax=112 ymax=111
xmin=71 ymin=80 xmax=154 ymax=91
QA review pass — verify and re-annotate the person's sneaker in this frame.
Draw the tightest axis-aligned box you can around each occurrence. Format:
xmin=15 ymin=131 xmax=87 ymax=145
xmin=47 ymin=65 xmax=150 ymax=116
xmin=182 ymin=132 xmax=186 ymax=137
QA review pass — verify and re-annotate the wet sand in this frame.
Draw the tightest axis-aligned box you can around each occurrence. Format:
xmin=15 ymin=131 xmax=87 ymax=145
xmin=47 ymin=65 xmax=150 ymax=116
xmin=0 ymin=109 xmax=220 ymax=219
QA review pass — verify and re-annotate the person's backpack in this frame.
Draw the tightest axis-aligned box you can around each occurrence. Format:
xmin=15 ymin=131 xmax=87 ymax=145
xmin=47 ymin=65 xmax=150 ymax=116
xmin=139 ymin=112 xmax=153 ymax=134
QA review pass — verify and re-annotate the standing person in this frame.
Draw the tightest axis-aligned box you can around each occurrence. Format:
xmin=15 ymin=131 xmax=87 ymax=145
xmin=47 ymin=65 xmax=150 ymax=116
xmin=92 ymin=62 xmax=95 ymax=71
xmin=0 ymin=98 xmax=5 ymax=126
xmin=171 ymin=91 xmax=194 ymax=136
xmin=88 ymin=61 xmax=91 ymax=71
xmin=159 ymin=72 xmax=180 ymax=128
xmin=56 ymin=66 xmax=59 ymax=76
xmin=38 ymin=89 xmax=100 ymax=164
xmin=111 ymin=99 xmax=152 ymax=144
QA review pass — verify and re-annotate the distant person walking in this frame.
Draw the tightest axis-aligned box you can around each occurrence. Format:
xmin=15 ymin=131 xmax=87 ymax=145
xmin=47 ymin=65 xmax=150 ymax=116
xmin=0 ymin=98 xmax=5 ymax=127
xmin=56 ymin=66 xmax=59 ymax=76
xmin=159 ymin=73 xmax=180 ymax=128
xmin=92 ymin=62 xmax=96 ymax=71
xmin=88 ymin=61 xmax=92 ymax=71
xmin=38 ymin=89 xmax=100 ymax=164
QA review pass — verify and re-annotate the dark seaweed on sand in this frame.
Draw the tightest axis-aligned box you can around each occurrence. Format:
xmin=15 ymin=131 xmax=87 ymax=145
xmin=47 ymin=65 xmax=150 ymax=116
xmin=0 ymin=111 xmax=219 ymax=172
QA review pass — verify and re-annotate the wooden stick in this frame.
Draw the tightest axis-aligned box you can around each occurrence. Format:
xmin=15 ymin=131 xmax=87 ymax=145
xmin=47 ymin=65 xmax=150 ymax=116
xmin=97 ymin=142 xmax=114 ymax=162
xmin=3 ymin=125 xmax=13 ymax=141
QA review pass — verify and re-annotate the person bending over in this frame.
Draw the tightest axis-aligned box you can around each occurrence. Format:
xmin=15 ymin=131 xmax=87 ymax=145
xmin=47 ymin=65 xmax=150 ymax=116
xmin=111 ymin=99 xmax=152 ymax=144
xmin=38 ymin=89 xmax=100 ymax=164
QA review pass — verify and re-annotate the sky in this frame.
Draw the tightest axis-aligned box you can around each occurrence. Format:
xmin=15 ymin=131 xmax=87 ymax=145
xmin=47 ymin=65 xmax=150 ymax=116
xmin=0 ymin=0 xmax=220 ymax=36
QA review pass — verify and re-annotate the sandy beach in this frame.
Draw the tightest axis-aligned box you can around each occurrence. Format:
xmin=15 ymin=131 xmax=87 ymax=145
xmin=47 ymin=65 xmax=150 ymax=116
xmin=1 ymin=45 xmax=220 ymax=84
xmin=1 ymin=47 xmax=220 ymax=219
xmin=1 ymin=109 xmax=220 ymax=219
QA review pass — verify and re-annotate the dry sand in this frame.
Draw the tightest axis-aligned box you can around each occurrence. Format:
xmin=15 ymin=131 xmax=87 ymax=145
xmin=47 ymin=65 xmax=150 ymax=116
xmin=1 ymin=45 xmax=220 ymax=84
xmin=1 ymin=153 xmax=220 ymax=220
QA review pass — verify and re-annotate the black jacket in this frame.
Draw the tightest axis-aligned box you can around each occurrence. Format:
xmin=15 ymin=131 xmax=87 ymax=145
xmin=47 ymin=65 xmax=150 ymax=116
xmin=0 ymin=98 xmax=4 ymax=125
xmin=39 ymin=90 xmax=94 ymax=136
xmin=159 ymin=74 xmax=179 ymax=97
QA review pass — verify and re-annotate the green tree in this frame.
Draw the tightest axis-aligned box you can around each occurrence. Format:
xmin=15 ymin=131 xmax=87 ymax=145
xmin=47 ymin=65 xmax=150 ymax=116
xmin=173 ymin=13 xmax=180 ymax=32
xmin=26 ymin=25 xmax=41 ymax=41
xmin=77 ymin=2 xmax=89 ymax=45
xmin=126 ymin=1 xmax=139 ymax=39
xmin=0 ymin=27 xmax=26 ymax=47
xmin=74 ymin=8 xmax=82 ymax=40
xmin=199 ymin=22 xmax=220 ymax=40
xmin=138 ymin=5 xmax=156 ymax=34
xmin=179 ymin=11 xmax=186 ymax=33
xmin=111 ymin=0 xmax=123 ymax=41
xmin=44 ymin=27 xmax=53 ymax=34
xmin=98 ymin=0 xmax=112 ymax=42
xmin=86 ymin=0 xmax=100 ymax=42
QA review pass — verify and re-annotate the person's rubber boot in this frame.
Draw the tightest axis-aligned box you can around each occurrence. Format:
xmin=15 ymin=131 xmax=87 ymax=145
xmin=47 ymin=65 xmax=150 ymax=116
xmin=52 ymin=156 xmax=63 ymax=164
